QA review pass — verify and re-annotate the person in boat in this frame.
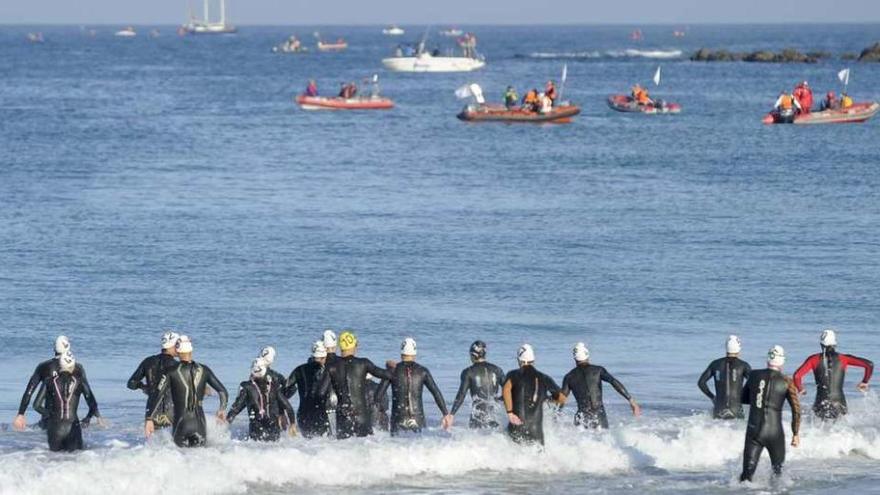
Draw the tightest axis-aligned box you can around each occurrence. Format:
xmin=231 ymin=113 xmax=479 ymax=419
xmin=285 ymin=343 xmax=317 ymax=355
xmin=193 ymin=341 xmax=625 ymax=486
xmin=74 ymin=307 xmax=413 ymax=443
xmin=538 ymin=92 xmax=553 ymax=114
xmin=632 ymin=85 xmax=653 ymax=106
xmin=841 ymin=92 xmax=853 ymax=109
xmin=821 ymin=91 xmax=838 ymax=111
xmin=793 ymin=81 xmax=813 ymax=114
xmin=431 ymin=47 xmax=441 ymax=57
xmin=792 ymin=329 xmax=872 ymax=421
xmin=305 ymin=80 xmax=318 ymax=97
xmin=545 ymin=81 xmax=558 ymax=104
xmin=774 ymin=91 xmax=802 ymax=114
xmin=394 ymin=45 xmax=403 ymax=57
xmin=504 ymin=86 xmax=519 ymax=110
xmin=521 ymin=88 xmax=539 ymax=112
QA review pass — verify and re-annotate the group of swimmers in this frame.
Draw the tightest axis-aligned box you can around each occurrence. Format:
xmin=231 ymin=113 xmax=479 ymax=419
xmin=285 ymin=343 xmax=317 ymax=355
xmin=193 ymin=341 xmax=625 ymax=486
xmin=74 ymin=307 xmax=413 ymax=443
xmin=11 ymin=328 xmax=873 ymax=483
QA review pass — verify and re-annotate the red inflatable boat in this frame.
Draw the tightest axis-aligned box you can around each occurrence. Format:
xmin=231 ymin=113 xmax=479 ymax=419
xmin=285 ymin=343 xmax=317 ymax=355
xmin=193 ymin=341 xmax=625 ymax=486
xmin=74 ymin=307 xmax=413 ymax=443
xmin=457 ymin=104 xmax=580 ymax=123
xmin=762 ymin=102 xmax=879 ymax=125
xmin=295 ymin=95 xmax=394 ymax=111
xmin=607 ymin=94 xmax=681 ymax=114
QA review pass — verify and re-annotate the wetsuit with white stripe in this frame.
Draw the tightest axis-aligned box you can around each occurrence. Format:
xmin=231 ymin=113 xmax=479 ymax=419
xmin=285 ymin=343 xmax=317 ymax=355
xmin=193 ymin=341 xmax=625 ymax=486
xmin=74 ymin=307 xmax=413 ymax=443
xmin=127 ymin=352 xmax=178 ymax=427
xmin=33 ymin=364 xmax=99 ymax=452
xmin=147 ymin=361 xmax=228 ymax=447
xmin=739 ymin=368 xmax=801 ymax=482
xmin=17 ymin=356 xmax=60 ymax=428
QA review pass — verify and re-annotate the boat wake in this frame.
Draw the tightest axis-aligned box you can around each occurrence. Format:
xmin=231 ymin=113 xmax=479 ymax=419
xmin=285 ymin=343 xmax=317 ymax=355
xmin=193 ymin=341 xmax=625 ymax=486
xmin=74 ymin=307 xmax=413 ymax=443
xmin=519 ymin=49 xmax=683 ymax=60
xmin=2 ymin=400 xmax=879 ymax=495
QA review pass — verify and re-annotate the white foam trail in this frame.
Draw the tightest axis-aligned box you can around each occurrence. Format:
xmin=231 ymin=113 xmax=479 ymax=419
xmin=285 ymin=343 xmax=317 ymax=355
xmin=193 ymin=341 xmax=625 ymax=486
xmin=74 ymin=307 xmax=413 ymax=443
xmin=523 ymin=49 xmax=682 ymax=60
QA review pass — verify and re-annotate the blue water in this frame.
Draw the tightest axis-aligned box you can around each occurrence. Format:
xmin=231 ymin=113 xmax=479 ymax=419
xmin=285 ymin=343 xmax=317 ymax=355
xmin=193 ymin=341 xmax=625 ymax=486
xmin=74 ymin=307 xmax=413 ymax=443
xmin=0 ymin=24 xmax=879 ymax=495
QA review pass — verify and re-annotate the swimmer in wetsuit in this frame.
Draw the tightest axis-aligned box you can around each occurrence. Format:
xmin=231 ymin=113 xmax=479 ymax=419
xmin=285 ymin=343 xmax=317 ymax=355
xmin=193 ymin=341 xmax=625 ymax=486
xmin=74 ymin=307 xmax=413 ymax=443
xmin=322 ymin=329 xmax=340 ymax=431
xmin=698 ymin=335 xmax=752 ymax=419
xmin=739 ymin=345 xmax=801 ymax=482
xmin=13 ymin=335 xmax=71 ymax=431
xmin=258 ymin=346 xmax=289 ymax=394
xmin=144 ymin=336 xmax=228 ymax=447
xmin=502 ymin=344 xmax=562 ymax=446
xmin=793 ymin=329 xmax=873 ymax=421
xmin=227 ymin=358 xmax=297 ymax=441
xmin=377 ymin=338 xmax=453 ymax=435
xmin=127 ymin=331 xmax=179 ymax=428
xmin=317 ymin=331 xmax=393 ymax=439
xmin=287 ymin=341 xmax=331 ymax=437
xmin=365 ymin=371 xmax=390 ymax=431
xmin=558 ymin=342 xmax=640 ymax=429
xmin=33 ymin=351 xmax=102 ymax=451
xmin=449 ymin=340 xmax=505 ymax=429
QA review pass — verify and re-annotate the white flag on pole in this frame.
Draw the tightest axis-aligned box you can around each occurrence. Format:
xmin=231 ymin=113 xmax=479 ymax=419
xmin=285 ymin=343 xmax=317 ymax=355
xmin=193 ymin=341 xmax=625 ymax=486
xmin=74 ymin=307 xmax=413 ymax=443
xmin=653 ymin=65 xmax=662 ymax=86
xmin=838 ymin=68 xmax=850 ymax=85
xmin=454 ymin=84 xmax=473 ymax=99
xmin=455 ymin=83 xmax=484 ymax=104
xmin=561 ymin=64 xmax=568 ymax=84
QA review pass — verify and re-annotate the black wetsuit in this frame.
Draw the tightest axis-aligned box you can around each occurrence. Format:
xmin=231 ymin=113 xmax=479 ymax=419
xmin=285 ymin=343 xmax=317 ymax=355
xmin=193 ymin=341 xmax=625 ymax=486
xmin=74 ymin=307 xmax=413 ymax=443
xmin=287 ymin=359 xmax=331 ymax=437
xmin=128 ymin=352 xmax=178 ymax=427
xmin=227 ymin=375 xmax=295 ymax=441
xmin=318 ymin=355 xmax=392 ymax=439
xmin=377 ymin=361 xmax=449 ymax=435
xmin=33 ymin=365 xmax=99 ymax=452
xmin=147 ymin=360 xmax=228 ymax=447
xmin=267 ymin=368 xmax=288 ymax=395
xmin=365 ymin=378 xmax=389 ymax=431
xmin=739 ymin=368 xmax=801 ymax=482
xmin=560 ymin=363 xmax=632 ymax=429
xmin=504 ymin=366 xmax=561 ymax=446
xmin=17 ymin=356 xmax=60 ymax=428
xmin=794 ymin=350 xmax=874 ymax=420
xmin=698 ymin=357 xmax=751 ymax=419
xmin=450 ymin=361 xmax=505 ymax=428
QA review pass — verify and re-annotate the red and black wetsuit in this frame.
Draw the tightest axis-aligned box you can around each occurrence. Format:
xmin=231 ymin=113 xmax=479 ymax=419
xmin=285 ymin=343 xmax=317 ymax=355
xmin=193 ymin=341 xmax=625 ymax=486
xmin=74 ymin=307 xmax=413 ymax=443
xmin=793 ymin=349 xmax=873 ymax=420
xmin=739 ymin=368 xmax=800 ymax=482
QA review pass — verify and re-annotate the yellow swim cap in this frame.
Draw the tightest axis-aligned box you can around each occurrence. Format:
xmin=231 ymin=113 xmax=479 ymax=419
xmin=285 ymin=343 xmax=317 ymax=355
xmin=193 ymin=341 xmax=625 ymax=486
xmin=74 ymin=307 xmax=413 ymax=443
xmin=339 ymin=331 xmax=358 ymax=351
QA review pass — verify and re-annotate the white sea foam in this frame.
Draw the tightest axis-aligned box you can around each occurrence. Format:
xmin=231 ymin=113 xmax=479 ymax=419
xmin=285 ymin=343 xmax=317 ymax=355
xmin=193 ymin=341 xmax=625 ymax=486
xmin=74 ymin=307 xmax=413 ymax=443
xmin=2 ymin=405 xmax=878 ymax=495
xmin=524 ymin=49 xmax=682 ymax=60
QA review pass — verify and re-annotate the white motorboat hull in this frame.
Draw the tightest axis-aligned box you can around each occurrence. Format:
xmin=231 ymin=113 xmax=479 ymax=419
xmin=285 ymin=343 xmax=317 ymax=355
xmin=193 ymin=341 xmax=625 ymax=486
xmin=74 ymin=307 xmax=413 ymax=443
xmin=182 ymin=23 xmax=237 ymax=34
xmin=115 ymin=30 xmax=136 ymax=37
xmin=381 ymin=56 xmax=485 ymax=72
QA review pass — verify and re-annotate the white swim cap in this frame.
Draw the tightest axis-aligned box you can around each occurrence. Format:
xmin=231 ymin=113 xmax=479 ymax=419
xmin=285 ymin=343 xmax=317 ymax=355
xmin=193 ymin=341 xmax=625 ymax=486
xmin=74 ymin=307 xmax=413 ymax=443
xmin=726 ymin=335 xmax=742 ymax=354
xmin=311 ymin=340 xmax=327 ymax=358
xmin=259 ymin=346 xmax=276 ymax=365
xmin=518 ymin=344 xmax=535 ymax=364
xmin=161 ymin=331 xmax=180 ymax=350
xmin=55 ymin=335 xmax=70 ymax=355
xmin=176 ymin=335 xmax=193 ymax=354
xmin=820 ymin=329 xmax=837 ymax=347
xmin=59 ymin=351 xmax=76 ymax=373
xmin=401 ymin=337 xmax=417 ymax=356
xmin=767 ymin=345 xmax=786 ymax=367
xmin=572 ymin=342 xmax=589 ymax=362
xmin=251 ymin=358 xmax=268 ymax=379
xmin=323 ymin=329 xmax=338 ymax=349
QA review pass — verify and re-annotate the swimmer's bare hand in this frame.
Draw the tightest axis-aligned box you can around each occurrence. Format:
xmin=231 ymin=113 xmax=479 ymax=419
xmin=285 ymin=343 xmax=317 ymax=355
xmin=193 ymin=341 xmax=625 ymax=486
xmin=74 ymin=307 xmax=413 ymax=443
xmin=95 ymin=417 xmax=109 ymax=429
xmin=507 ymin=412 xmax=523 ymax=426
xmin=215 ymin=411 xmax=227 ymax=424
xmin=857 ymin=382 xmax=869 ymax=393
xmin=441 ymin=414 xmax=454 ymax=430
xmin=791 ymin=435 xmax=799 ymax=448
xmin=630 ymin=400 xmax=642 ymax=418
xmin=798 ymin=388 xmax=807 ymax=396
xmin=288 ymin=425 xmax=298 ymax=437
xmin=144 ymin=419 xmax=155 ymax=438
xmin=13 ymin=414 xmax=27 ymax=431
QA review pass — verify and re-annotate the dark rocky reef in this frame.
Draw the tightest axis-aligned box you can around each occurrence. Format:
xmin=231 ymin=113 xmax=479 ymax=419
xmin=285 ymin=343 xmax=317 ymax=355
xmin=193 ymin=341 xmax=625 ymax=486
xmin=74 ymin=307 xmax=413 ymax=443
xmin=691 ymin=48 xmax=828 ymax=63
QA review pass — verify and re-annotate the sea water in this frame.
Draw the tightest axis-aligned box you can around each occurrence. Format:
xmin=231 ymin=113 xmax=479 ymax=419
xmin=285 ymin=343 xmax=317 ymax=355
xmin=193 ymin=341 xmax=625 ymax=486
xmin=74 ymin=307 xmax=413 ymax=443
xmin=0 ymin=24 xmax=879 ymax=494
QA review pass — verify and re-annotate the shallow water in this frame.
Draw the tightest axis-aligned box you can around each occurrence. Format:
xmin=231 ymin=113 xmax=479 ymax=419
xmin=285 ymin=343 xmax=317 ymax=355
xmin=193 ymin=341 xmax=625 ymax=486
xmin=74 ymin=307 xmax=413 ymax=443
xmin=0 ymin=24 xmax=879 ymax=494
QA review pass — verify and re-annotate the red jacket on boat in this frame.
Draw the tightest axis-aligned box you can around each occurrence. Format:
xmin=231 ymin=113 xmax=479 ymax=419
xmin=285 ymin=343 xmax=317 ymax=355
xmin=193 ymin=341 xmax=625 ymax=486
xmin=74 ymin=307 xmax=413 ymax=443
xmin=793 ymin=85 xmax=813 ymax=113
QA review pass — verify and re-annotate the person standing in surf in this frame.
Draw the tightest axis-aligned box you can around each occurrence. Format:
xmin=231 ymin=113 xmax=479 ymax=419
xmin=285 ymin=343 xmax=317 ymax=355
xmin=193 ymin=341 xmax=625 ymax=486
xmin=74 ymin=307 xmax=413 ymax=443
xmin=793 ymin=329 xmax=872 ymax=420
xmin=449 ymin=340 xmax=505 ymax=429
xmin=13 ymin=336 xmax=71 ymax=431
xmin=698 ymin=335 xmax=752 ymax=419
xmin=127 ymin=331 xmax=179 ymax=428
xmin=226 ymin=358 xmax=297 ymax=441
xmin=558 ymin=342 xmax=640 ymax=429
xmin=739 ymin=346 xmax=801 ymax=482
xmin=33 ymin=351 xmax=103 ymax=451
xmin=144 ymin=336 xmax=228 ymax=447
xmin=287 ymin=341 xmax=332 ymax=437
xmin=502 ymin=344 xmax=562 ymax=446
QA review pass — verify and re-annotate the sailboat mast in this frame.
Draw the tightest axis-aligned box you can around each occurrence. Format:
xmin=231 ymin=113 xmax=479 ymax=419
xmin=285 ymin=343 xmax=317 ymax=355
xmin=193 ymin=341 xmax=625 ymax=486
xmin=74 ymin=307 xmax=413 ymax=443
xmin=203 ymin=0 xmax=210 ymax=23
xmin=220 ymin=0 xmax=226 ymax=25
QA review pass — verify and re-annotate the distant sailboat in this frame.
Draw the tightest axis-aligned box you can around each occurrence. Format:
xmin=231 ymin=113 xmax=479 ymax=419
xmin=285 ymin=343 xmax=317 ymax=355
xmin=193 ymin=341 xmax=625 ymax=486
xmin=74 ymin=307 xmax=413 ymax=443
xmin=180 ymin=0 xmax=237 ymax=35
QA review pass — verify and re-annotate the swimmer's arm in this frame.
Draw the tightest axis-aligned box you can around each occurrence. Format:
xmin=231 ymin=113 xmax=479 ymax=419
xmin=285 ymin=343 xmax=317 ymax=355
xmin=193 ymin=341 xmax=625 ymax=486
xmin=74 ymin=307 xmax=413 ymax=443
xmin=424 ymin=370 xmax=449 ymax=416
xmin=793 ymin=355 xmax=819 ymax=392
xmin=542 ymin=373 xmax=562 ymax=403
xmin=204 ymin=366 xmax=228 ymax=412
xmin=225 ymin=386 xmax=248 ymax=424
xmin=450 ymin=368 xmax=470 ymax=416
xmin=557 ymin=374 xmax=570 ymax=407
xmin=277 ymin=391 xmax=296 ymax=426
xmin=841 ymin=355 xmax=874 ymax=385
xmin=740 ymin=374 xmax=752 ymax=405
xmin=784 ymin=377 xmax=801 ymax=437
xmin=80 ymin=371 xmax=100 ymax=422
xmin=126 ymin=359 xmax=148 ymax=391
xmin=601 ymin=368 xmax=632 ymax=402
xmin=32 ymin=384 xmax=48 ymax=416
xmin=317 ymin=366 xmax=332 ymax=397
xmin=146 ymin=373 xmax=169 ymax=419
xmin=18 ymin=363 xmax=45 ymax=415
xmin=697 ymin=364 xmax=715 ymax=400
xmin=366 ymin=359 xmax=393 ymax=382
xmin=284 ymin=369 xmax=298 ymax=399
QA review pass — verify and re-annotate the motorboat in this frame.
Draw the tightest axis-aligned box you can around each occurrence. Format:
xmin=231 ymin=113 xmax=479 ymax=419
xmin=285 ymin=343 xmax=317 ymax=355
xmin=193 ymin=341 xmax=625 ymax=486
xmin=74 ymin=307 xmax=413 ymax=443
xmin=383 ymin=26 xmax=405 ymax=36
xmin=607 ymin=94 xmax=681 ymax=114
xmin=762 ymin=102 xmax=879 ymax=124
xmin=316 ymin=38 xmax=348 ymax=52
xmin=115 ymin=26 xmax=137 ymax=37
xmin=458 ymin=104 xmax=580 ymax=123
xmin=295 ymin=95 xmax=394 ymax=111
xmin=439 ymin=27 xmax=463 ymax=37
xmin=383 ymin=36 xmax=484 ymax=72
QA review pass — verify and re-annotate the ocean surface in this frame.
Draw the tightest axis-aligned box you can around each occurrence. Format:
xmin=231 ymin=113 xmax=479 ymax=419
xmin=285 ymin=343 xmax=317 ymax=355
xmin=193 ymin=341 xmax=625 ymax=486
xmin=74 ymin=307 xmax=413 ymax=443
xmin=1 ymin=24 xmax=879 ymax=494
